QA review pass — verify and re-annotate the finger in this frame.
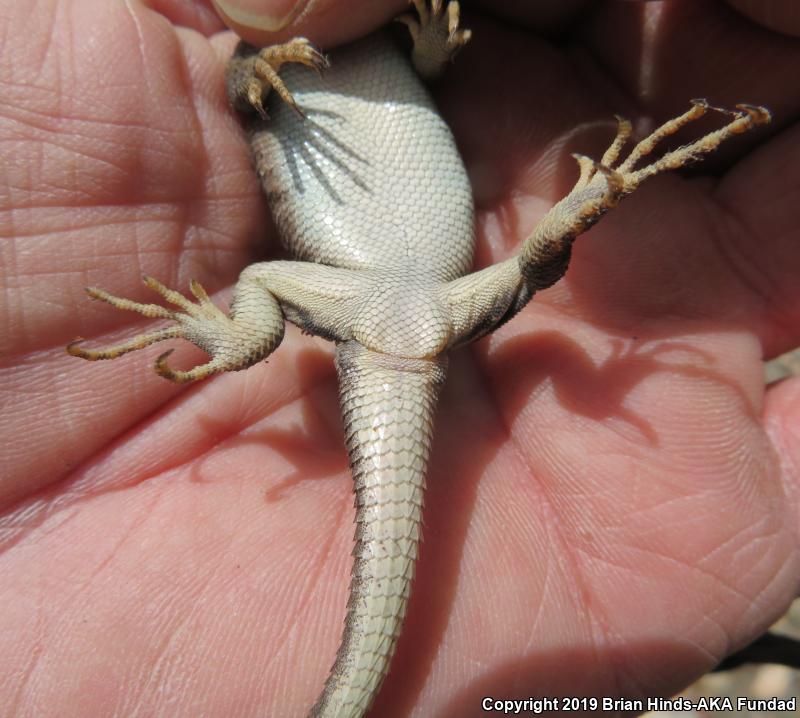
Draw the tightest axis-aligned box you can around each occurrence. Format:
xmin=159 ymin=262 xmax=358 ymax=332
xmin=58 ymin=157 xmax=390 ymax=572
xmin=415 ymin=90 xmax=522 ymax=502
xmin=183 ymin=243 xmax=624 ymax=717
xmin=211 ymin=0 xmax=408 ymax=47
xmin=583 ymin=0 xmax=800 ymax=162
xmin=713 ymin=122 xmax=800 ymax=359
xmin=138 ymin=0 xmax=227 ymax=36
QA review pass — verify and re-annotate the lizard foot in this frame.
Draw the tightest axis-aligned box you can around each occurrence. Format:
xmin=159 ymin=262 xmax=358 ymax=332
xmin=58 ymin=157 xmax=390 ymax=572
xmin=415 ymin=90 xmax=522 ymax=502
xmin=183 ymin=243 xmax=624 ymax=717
xmin=572 ymin=99 xmax=771 ymax=197
xmin=67 ymin=276 xmax=284 ymax=383
xmin=516 ymin=100 xmax=770 ymax=292
xmin=397 ymin=0 xmax=472 ymax=80
xmin=226 ymin=37 xmax=329 ymax=119
xmin=444 ymin=98 xmax=771 ymax=347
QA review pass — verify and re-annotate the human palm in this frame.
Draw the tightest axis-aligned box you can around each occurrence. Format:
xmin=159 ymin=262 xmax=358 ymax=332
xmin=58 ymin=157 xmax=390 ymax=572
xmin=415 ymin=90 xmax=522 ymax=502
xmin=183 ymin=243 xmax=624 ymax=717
xmin=1 ymin=0 xmax=798 ymax=715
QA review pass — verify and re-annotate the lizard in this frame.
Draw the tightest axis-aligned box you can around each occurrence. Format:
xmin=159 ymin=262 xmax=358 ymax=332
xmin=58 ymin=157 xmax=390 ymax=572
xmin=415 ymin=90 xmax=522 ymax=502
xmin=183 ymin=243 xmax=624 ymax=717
xmin=66 ymin=1 xmax=770 ymax=715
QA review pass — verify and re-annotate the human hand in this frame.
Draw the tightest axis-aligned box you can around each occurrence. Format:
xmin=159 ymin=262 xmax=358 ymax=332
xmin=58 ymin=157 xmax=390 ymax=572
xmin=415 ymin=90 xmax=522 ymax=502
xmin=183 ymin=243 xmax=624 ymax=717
xmin=1 ymin=1 xmax=798 ymax=715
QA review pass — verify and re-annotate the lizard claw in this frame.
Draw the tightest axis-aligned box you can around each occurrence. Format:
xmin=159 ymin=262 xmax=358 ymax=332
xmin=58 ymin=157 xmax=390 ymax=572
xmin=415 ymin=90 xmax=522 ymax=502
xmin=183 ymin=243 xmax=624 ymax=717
xmin=154 ymin=348 xmax=225 ymax=384
xmin=227 ymin=37 xmax=328 ymax=119
xmin=67 ymin=276 xmax=284 ymax=382
xmin=398 ymin=0 xmax=472 ymax=80
xmin=568 ymin=101 xmax=771 ymax=199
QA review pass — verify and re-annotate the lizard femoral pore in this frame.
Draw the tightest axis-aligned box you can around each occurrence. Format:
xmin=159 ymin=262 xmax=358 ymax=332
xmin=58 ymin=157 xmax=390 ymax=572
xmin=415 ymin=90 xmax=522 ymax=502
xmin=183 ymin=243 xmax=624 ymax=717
xmin=67 ymin=1 xmax=770 ymax=715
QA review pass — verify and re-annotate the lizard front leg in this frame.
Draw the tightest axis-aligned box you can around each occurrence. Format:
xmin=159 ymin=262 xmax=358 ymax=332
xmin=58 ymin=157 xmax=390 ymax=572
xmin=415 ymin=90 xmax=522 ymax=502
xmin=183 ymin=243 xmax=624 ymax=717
xmin=396 ymin=0 xmax=472 ymax=80
xmin=444 ymin=100 xmax=771 ymax=347
xmin=226 ymin=37 xmax=328 ymax=118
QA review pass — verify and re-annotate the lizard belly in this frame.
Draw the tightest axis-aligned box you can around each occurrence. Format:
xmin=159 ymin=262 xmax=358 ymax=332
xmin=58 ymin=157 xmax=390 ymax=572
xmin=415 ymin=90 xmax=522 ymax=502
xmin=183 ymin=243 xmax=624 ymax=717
xmin=247 ymin=30 xmax=475 ymax=280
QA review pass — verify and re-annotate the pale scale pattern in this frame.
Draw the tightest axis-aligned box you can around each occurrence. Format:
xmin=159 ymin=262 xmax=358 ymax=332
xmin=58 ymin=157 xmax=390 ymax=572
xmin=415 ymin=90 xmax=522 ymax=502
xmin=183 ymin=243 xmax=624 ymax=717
xmin=248 ymin=30 xmax=476 ymax=282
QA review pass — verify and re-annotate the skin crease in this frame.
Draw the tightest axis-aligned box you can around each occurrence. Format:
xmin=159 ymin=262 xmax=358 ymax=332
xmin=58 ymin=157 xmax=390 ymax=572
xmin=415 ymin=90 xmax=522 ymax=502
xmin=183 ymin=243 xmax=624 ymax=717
xmin=1 ymin=0 xmax=799 ymax=715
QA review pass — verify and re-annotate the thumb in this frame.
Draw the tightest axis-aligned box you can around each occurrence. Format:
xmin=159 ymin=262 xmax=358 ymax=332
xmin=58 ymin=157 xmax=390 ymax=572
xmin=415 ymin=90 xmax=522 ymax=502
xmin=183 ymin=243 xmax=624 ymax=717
xmin=211 ymin=0 xmax=408 ymax=47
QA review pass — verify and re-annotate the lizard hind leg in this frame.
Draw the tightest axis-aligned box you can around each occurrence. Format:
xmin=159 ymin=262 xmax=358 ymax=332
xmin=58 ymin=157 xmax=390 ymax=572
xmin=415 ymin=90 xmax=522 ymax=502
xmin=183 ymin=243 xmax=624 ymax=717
xmin=517 ymin=101 xmax=771 ymax=291
xmin=396 ymin=0 xmax=472 ymax=80
xmin=619 ymin=100 xmax=771 ymax=186
xmin=444 ymin=100 xmax=771 ymax=348
xmin=226 ymin=38 xmax=329 ymax=118
xmin=67 ymin=275 xmax=285 ymax=384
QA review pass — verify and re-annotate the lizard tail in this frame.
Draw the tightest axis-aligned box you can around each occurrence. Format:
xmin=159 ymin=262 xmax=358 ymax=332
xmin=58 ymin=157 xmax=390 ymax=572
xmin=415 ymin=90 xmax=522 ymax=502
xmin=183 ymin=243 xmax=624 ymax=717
xmin=310 ymin=340 xmax=447 ymax=718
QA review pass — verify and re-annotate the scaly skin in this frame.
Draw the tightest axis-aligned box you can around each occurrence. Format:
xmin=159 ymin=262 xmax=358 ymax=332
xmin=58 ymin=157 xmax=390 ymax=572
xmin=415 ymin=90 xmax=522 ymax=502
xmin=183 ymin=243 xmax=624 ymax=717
xmin=66 ymin=1 xmax=770 ymax=715
xmin=312 ymin=343 xmax=446 ymax=716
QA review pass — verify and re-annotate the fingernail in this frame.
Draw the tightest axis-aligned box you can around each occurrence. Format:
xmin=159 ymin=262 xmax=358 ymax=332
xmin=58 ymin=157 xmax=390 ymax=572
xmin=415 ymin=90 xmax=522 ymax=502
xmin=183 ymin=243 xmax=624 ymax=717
xmin=211 ymin=0 xmax=308 ymax=33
